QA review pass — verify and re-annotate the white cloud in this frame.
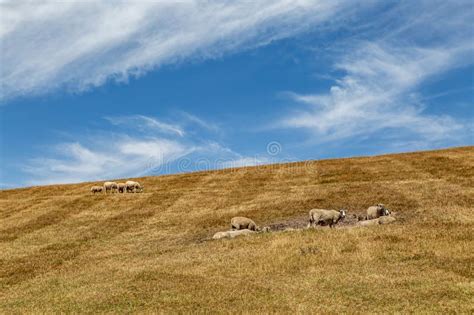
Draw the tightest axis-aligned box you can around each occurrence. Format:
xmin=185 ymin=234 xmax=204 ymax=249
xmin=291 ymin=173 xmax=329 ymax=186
xmin=219 ymin=157 xmax=271 ymax=169
xmin=178 ymin=111 xmax=221 ymax=133
xmin=119 ymin=139 xmax=187 ymax=158
xmin=20 ymin=114 xmax=268 ymax=185
xmin=277 ymin=1 xmax=474 ymax=147
xmin=281 ymin=42 xmax=471 ymax=142
xmin=1 ymin=0 xmax=357 ymax=101
xmin=20 ymin=113 xmax=197 ymax=185
xmin=23 ymin=138 xmax=194 ymax=185
xmin=106 ymin=115 xmax=185 ymax=137
xmin=0 ymin=182 xmax=15 ymax=190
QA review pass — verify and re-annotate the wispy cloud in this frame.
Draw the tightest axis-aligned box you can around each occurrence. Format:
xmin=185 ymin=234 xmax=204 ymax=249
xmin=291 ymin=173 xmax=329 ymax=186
xmin=106 ymin=115 xmax=185 ymax=137
xmin=21 ymin=113 xmax=198 ymax=184
xmin=277 ymin=1 xmax=473 ymax=149
xmin=219 ymin=157 xmax=271 ymax=169
xmin=21 ymin=114 xmax=274 ymax=185
xmin=1 ymin=0 xmax=359 ymax=101
xmin=0 ymin=182 xmax=15 ymax=190
xmin=23 ymin=138 xmax=193 ymax=185
xmin=178 ymin=111 xmax=221 ymax=133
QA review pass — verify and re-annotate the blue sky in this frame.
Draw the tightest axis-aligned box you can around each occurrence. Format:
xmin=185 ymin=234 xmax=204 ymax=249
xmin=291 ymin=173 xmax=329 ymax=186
xmin=0 ymin=0 xmax=473 ymax=188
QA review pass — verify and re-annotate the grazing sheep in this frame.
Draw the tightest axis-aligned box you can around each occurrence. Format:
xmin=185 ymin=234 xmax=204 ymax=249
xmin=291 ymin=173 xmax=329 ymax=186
xmin=231 ymin=217 xmax=258 ymax=231
xmin=125 ymin=180 xmax=143 ymax=193
xmin=366 ymin=204 xmax=391 ymax=220
xmin=213 ymin=229 xmax=256 ymax=240
xmin=103 ymin=181 xmax=118 ymax=194
xmin=90 ymin=186 xmax=103 ymax=194
xmin=308 ymin=209 xmax=346 ymax=228
xmin=117 ymin=183 xmax=126 ymax=193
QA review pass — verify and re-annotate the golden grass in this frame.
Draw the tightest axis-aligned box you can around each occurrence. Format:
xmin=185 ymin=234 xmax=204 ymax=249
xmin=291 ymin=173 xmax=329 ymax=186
xmin=1 ymin=146 xmax=473 ymax=313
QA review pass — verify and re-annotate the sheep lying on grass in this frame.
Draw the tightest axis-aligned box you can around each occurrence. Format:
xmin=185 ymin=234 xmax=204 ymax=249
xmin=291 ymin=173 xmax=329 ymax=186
xmin=213 ymin=225 xmax=271 ymax=240
xmin=213 ymin=229 xmax=256 ymax=240
xmin=90 ymin=186 xmax=103 ymax=193
xmin=366 ymin=204 xmax=391 ymax=220
xmin=308 ymin=209 xmax=346 ymax=228
xmin=378 ymin=216 xmax=396 ymax=225
xmin=231 ymin=217 xmax=258 ymax=231
xmin=357 ymin=216 xmax=396 ymax=226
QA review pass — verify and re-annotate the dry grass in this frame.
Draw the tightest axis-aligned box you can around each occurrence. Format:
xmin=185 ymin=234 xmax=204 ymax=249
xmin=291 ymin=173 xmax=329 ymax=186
xmin=1 ymin=146 xmax=473 ymax=313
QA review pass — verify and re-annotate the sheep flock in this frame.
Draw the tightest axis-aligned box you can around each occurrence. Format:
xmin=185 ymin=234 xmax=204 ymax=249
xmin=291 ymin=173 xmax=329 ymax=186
xmin=90 ymin=180 xmax=144 ymax=194
xmin=213 ymin=204 xmax=396 ymax=240
xmin=91 ymin=180 xmax=396 ymax=239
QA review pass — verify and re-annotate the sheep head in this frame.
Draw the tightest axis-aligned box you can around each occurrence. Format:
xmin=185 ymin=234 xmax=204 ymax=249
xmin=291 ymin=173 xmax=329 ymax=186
xmin=339 ymin=209 xmax=347 ymax=219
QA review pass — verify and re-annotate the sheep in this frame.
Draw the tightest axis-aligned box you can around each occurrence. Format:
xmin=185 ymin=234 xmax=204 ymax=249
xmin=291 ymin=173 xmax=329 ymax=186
xmin=125 ymin=180 xmax=143 ymax=193
xmin=378 ymin=216 xmax=396 ymax=225
xmin=308 ymin=209 xmax=346 ymax=228
xmin=117 ymin=183 xmax=126 ymax=193
xmin=213 ymin=229 xmax=256 ymax=240
xmin=356 ymin=218 xmax=380 ymax=227
xmin=356 ymin=216 xmax=396 ymax=227
xmin=90 ymin=186 xmax=103 ymax=194
xmin=366 ymin=204 xmax=391 ymax=220
xmin=103 ymin=181 xmax=118 ymax=194
xmin=231 ymin=217 xmax=258 ymax=231
xmin=212 ymin=231 xmax=229 ymax=240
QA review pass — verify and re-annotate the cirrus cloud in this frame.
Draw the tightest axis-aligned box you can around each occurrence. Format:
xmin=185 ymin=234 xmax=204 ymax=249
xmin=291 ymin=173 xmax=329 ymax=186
xmin=20 ymin=113 xmax=282 ymax=185
xmin=1 ymin=0 xmax=360 ymax=101
xmin=276 ymin=1 xmax=474 ymax=150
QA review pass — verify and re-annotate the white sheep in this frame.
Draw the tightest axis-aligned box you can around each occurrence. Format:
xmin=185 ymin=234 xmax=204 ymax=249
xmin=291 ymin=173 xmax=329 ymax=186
xmin=366 ymin=204 xmax=390 ymax=220
xmin=125 ymin=180 xmax=143 ymax=193
xmin=356 ymin=218 xmax=380 ymax=227
xmin=308 ymin=209 xmax=346 ymax=228
xmin=103 ymin=181 xmax=118 ymax=194
xmin=356 ymin=216 xmax=396 ymax=226
xmin=117 ymin=183 xmax=126 ymax=193
xmin=378 ymin=216 xmax=396 ymax=225
xmin=90 ymin=185 xmax=103 ymax=194
xmin=231 ymin=217 xmax=258 ymax=231
xmin=213 ymin=229 xmax=256 ymax=240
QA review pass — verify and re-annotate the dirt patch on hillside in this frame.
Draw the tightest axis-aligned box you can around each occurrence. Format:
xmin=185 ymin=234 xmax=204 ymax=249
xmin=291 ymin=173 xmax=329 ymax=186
xmin=265 ymin=212 xmax=365 ymax=231
xmin=267 ymin=215 xmax=308 ymax=231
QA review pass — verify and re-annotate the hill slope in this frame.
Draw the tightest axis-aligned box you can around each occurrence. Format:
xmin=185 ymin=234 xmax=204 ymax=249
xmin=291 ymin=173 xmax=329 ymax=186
xmin=1 ymin=147 xmax=473 ymax=313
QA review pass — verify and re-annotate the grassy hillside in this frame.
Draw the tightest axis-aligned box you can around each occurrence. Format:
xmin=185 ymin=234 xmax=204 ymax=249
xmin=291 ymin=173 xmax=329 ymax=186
xmin=1 ymin=147 xmax=473 ymax=313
